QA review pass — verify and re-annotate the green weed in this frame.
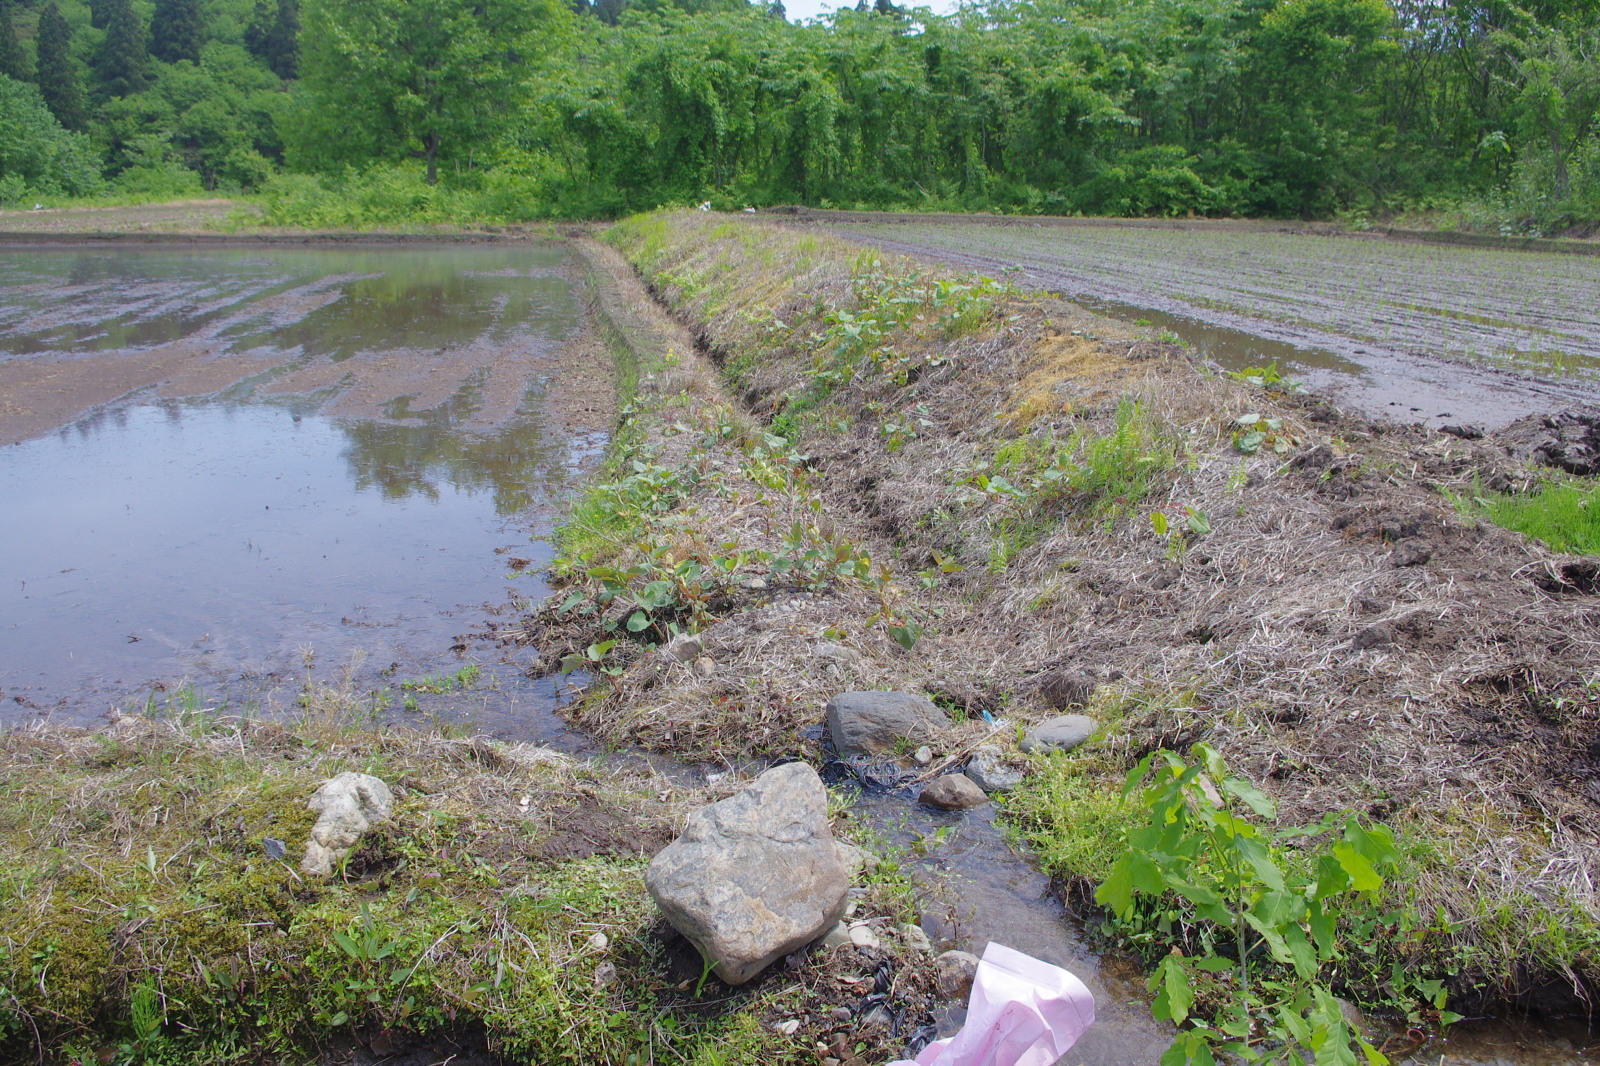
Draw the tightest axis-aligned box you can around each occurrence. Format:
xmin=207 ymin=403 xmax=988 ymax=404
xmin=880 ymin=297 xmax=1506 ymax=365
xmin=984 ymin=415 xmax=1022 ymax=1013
xmin=1451 ymin=478 xmax=1600 ymax=554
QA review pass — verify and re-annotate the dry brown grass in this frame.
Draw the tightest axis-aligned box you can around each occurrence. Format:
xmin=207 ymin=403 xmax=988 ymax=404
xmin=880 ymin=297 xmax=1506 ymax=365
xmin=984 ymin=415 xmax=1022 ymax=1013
xmin=547 ymin=209 xmax=1600 ymax=1004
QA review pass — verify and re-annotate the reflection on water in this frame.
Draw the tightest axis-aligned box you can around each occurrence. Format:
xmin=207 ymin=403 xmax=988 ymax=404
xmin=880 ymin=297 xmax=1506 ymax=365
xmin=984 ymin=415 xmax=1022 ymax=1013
xmin=0 ymin=244 xmax=599 ymax=736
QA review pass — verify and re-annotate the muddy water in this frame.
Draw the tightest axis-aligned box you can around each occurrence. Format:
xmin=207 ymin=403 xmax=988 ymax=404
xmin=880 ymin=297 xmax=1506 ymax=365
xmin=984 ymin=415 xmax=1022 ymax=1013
xmin=834 ymin=225 xmax=1600 ymax=429
xmin=0 ymin=243 xmax=602 ymax=740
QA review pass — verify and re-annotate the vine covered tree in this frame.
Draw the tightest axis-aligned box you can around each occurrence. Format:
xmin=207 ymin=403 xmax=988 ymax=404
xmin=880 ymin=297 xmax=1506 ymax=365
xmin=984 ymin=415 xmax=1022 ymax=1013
xmin=96 ymin=0 xmax=151 ymax=98
xmin=295 ymin=0 xmax=570 ymax=183
xmin=152 ymin=0 xmax=207 ymax=64
xmin=35 ymin=2 xmax=87 ymax=130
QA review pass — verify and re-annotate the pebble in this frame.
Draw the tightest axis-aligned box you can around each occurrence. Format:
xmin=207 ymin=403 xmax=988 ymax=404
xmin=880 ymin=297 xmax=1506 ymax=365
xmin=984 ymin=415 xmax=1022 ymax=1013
xmin=819 ymin=922 xmax=852 ymax=950
xmin=848 ymin=923 xmax=881 ymax=950
xmin=587 ymin=932 xmax=609 ymax=951
xmin=919 ymin=774 xmax=990 ymax=810
xmin=772 ymin=1019 xmax=800 ymax=1036
xmin=913 ymin=745 xmax=933 ymax=766
xmin=829 ymin=1006 xmax=852 ymax=1023
xmin=694 ymin=656 xmax=716 ymax=678
xmin=901 ymin=923 xmax=933 ymax=953
xmin=594 ymin=961 xmax=617 ymax=987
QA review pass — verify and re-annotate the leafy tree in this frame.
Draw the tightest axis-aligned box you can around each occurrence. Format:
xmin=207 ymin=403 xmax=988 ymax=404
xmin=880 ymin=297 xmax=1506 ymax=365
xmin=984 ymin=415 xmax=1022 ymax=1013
xmin=0 ymin=0 xmax=31 ymax=83
xmin=262 ymin=0 xmax=299 ymax=79
xmin=97 ymin=0 xmax=152 ymax=99
xmin=244 ymin=0 xmax=273 ymax=56
xmin=35 ymin=2 xmax=87 ymax=130
xmin=294 ymin=0 xmax=571 ymax=184
xmin=152 ymin=0 xmax=207 ymax=64
xmin=88 ymin=0 xmax=113 ymax=29
xmin=0 ymin=73 xmax=103 ymax=197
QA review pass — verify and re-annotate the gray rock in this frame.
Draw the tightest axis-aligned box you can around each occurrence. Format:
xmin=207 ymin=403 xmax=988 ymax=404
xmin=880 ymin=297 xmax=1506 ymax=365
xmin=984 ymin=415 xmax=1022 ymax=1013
xmin=826 ymin=691 xmax=950 ymax=759
xmin=1496 ymin=407 xmax=1600 ymax=475
xmin=646 ymin=762 xmax=849 ymax=985
xmin=663 ymin=632 xmax=704 ymax=663
xmin=819 ymin=922 xmax=852 ymax=951
xmin=913 ymin=745 xmax=933 ymax=766
xmin=835 ymin=840 xmax=867 ymax=882
xmin=300 ymin=772 xmax=394 ymax=876
xmin=965 ymin=745 xmax=1023 ymax=793
xmin=1020 ymin=714 xmax=1098 ymax=755
xmin=816 ymin=642 xmax=862 ymax=665
xmin=262 ymin=836 xmax=286 ymax=861
xmin=935 ymin=950 xmax=980 ymax=1002
xmin=919 ymin=774 xmax=989 ymax=810
xmin=901 ymin=923 xmax=933 ymax=953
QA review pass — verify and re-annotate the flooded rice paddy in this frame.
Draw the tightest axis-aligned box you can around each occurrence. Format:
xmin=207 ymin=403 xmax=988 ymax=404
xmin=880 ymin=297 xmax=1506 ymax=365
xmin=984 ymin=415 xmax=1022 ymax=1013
xmin=837 ymin=222 xmax=1600 ymax=428
xmin=0 ymin=242 xmax=606 ymax=738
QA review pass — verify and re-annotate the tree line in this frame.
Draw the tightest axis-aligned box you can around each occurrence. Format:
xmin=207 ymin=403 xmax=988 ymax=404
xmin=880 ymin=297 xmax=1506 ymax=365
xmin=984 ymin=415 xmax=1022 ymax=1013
xmin=0 ymin=0 xmax=1596 ymax=229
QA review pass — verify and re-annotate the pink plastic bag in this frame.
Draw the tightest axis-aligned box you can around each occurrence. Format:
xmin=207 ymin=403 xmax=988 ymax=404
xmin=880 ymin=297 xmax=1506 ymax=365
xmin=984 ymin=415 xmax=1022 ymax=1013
xmin=890 ymin=942 xmax=1096 ymax=1066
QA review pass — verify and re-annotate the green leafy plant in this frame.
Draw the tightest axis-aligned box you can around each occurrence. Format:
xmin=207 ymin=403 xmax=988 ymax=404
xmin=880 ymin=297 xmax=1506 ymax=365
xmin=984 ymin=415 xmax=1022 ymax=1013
xmin=1226 ymin=363 xmax=1301 ymax=392
xmin=1232 ymin=413 xmax=1300 ymax=456
xmin=1096 ymin=744 xmax=1442 ymax=1066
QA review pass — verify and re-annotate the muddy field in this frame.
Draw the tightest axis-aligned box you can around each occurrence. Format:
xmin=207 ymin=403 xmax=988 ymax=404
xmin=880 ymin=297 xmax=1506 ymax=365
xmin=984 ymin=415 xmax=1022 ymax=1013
xmin=817 ymin=218 xmax=1600 ymax=428
xmin=0 ymin=239 xmax=613 ymax=729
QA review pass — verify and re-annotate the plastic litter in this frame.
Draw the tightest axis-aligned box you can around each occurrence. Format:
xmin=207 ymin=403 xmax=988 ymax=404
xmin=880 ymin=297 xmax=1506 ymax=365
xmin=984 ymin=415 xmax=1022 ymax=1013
xmin=889 ymin=942 xmax=1095 ymax=1066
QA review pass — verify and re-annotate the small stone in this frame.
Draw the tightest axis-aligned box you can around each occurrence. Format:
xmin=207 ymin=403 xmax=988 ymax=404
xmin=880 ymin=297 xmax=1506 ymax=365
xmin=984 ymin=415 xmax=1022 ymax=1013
xmin=816 ymin=642 xmax=862 ymax=665
xmin=695 ymin=656 xmax=716 ymax=678
xmin=901 ymin=924 xmax=933 ymax=953
xmin=594 ymin=961 xmax=617 ymax=987
xmin=860 ymin=1005 xmax=893 ymax=1029
xmin=772 ymin=1019 xmax=800 ymax=1036
xmin=587 ymin=932 xmax=609 ymax=951
xmin=1019 ymin=714 xmax=1098 ymax=755
xmin=965 ymin=745 xmax=1023 ymax=793
xmin=819 ymin=922 xmax=852 ymax=950
xmin=913 ymin=745 xmax=933 ymax=766
xmin=835 ymin=841 xmax=868 ymax=882
xmin=262 ymin=837 xmax=286 ymax=861
xmin=829 ymin=1006 xmax=852 ymax=1022
xmin=747 ymin=577 xmax=768 ymax=590
xmin=1335 ymin=997 xmax=1369 ymax=1038
xmin=935 ymin=950 xmax=980 ymax=1002
xmin=919 ymin=774 xmax=989 ymax=810
xmin=848 ymin=923 xmax=881 ymax=950
xmin=663 ymin=633 xmax=703 ymax=663
xmin=300 ymin=772 xmax=394 ymax=876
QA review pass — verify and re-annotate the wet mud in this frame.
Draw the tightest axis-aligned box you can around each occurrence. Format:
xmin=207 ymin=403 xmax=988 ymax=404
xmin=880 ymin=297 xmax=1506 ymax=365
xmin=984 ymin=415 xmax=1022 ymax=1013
xmin=0 ymin=242 xmax=612 ymax=734
xmin=825 ymin=224 xmax=1600 ymax=429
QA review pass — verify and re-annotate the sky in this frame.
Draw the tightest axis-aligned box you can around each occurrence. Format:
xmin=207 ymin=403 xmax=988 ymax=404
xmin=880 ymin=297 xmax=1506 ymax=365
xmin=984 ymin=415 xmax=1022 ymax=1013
xmin=783 ymin=0 xmax=961 ymax=21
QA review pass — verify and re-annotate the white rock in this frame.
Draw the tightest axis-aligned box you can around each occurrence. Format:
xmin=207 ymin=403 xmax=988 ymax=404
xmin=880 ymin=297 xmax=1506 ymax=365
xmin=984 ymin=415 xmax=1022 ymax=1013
xmin=772 ymin=1019 xmax=801 ymax=1036
xmin=914 ymin=745 xmax=933 ymax=766
xmin=587 ymin=932 xmax=609 ymax=951
xmin=901 ymin=924 xmax=933 ymax=953
xmin=849 ymin=923 xmax=881 ymax=950
xmin=300 ymin=772 xmax=393 ymax=876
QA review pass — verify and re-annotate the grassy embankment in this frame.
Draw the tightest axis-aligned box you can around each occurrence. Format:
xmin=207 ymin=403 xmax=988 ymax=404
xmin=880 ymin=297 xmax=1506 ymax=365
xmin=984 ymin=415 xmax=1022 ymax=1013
xmin=0 ymin=244 xmax=933 ymax=1066
xmin=542 ymin=209 xmax=1600 ymax=1032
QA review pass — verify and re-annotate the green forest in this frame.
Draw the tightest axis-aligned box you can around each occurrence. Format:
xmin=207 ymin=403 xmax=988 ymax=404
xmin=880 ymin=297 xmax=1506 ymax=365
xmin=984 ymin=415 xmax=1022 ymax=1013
xmin=0 ymin=0 xmax=1596 ymax=230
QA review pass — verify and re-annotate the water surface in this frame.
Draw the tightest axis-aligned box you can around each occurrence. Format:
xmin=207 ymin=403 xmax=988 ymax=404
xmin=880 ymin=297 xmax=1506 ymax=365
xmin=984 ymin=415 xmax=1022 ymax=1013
xmin=0 ymin=243 xmax=603 ymax=737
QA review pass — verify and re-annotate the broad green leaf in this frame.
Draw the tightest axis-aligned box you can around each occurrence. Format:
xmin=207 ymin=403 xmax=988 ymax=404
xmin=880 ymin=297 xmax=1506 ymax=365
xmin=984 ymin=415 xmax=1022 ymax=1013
xmin=1151 ymin=511 xmax=1169 ymax=536
xmin=1235 ymin=835 xmax=1286 ymax=891
xmin=1308 ymin=899 xmax=1337 ymax=958
xmin=626 ymin=610 xmax=651 ymax=632
xmin=1284 ymin=921 xmax=1318 ymax=980
xmin=1333 ymin=843 xmax=1384 ymax=893
xmin=1222 ymin=776 xmax=1277 ymax=818
xmin=1095 ymin=857 xmax=1135 ymax=917
xmin=1244 ymin=912 xmax=1294 ymax=965
xmin=1152 ymin=956 xmax=1193 ymax=1024
xmin=1193 ymin=956 xmax=1234 ymax=972
xmin=1313 ymin=854 xmax=1352 ymax=901
xmin=1166 ymin=876 xmax=1222 ymax=907
xmin=1360 ymin=1041 xmax=1391 ymax=1066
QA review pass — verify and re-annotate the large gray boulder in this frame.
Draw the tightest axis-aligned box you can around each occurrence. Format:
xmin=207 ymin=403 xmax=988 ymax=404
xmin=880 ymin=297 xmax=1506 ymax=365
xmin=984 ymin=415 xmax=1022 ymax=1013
xmin=1020 ymin=714 xmax=1098 ymax=755
xmin=646 ymin=762 xmax=849 ymax=985
xmin=827 ymin=691 xmax=950 ymax=758
xmin=301 ymin=772 xmax=394 ymax=876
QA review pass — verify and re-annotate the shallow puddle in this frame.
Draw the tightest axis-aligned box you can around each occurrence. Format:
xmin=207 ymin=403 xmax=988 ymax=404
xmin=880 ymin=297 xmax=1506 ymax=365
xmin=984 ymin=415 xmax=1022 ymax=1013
xmin=0 ymin=243 xmax=604 ymax=739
